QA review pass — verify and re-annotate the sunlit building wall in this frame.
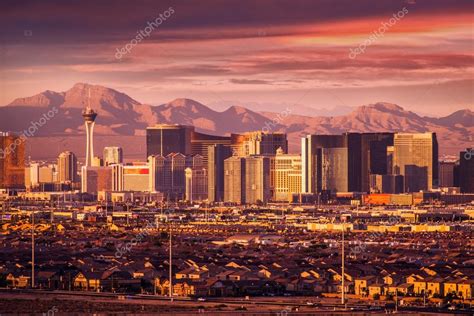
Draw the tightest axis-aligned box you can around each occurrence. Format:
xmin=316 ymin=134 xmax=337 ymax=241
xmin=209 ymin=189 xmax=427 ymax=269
xmin=393 ymin=133 xmax=438 ymax=192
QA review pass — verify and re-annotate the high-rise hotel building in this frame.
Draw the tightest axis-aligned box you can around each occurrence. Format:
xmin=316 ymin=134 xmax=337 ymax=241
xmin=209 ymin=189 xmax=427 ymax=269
xmin=149 ymin=153 xmax=204 ymax=200
xmin=458 ymin=148 xmax=474 ymax=193
xmin=241 ymin=131 xmax=288 ymax=156
xmin=224 ymin=156 xmax=246 ymax=204
xmin=302 ymin=133 xmax=395 ymax=194
xmin=57 ymin=151 xmax=77 ymax=184
xmin=147 ymin=124 xmax=238 ymax=164
xmin=103 ymin=146 xmax=123 ymax=166
xmin=224 ymin=155 xmax=271 ymax=204
xmin=392 ymin=132 xmax=438 ymax=192
xmin=245 ymin=156 xmax=271 ymax=204
xmin=271 ymin=148 xmax=302 ymax=201
xmin=185 ymin=167 xmax=208 ymax=202
xmin=146 ymin=124 xmax=193 ymax=157
xmin=208 ymin=144 xmax=232 ymax=202
xmin=0 ymin=132 xmax=25 ymax=190
xmin=301 ymin=134 xmax=356 ymax=193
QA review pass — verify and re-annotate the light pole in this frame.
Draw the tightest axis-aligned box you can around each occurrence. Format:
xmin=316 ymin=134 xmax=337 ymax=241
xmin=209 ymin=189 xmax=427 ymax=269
xmin=341 ymin=221 xmax=345 ymax=307
xmin=395 ymin=289 xmax=398 ymax=313
xmin=169 ymin=221 xmax=173 ymax=301
xmin=31 ymin=210 xmax=35 ymax=288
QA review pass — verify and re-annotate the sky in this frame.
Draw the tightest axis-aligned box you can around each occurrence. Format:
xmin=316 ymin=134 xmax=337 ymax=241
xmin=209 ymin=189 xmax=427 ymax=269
xmin=0 ymin=0 xmax=472 ymax=116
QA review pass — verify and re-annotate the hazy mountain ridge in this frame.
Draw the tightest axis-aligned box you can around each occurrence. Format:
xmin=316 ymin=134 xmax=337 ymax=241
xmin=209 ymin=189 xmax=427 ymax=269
xmin=1 ymin=83 xmax=472 ymax=157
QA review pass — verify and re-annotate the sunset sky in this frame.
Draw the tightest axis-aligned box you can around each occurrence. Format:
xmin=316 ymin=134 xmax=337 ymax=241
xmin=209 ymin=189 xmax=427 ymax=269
xmin=0 ymin=0 xmax=472 ymax=116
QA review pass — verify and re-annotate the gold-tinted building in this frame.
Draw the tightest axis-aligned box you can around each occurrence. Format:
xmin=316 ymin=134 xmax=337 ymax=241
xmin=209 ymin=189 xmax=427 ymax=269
xmin=224 ymin=155 xmax=271 ymax=204
xmin=270 ymin=148 xmax=301 ymax=202
xmin=224 ymin=156 xmax=246 ymax=204
xmin=57 ymin=151 xmax=78 ymax=184
xmin=0 ymin=132 xmax=25 ymax=189
xmin=240 ymin=131 xmax=288 ymax=156
xmin=393 ymin=133 xmax=438 ymax=192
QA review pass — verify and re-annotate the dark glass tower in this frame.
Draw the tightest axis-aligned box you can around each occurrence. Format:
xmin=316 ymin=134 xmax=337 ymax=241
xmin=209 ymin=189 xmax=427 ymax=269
xmin=146 ymin=124 xmax=194 ymax=157
xmin=208 ymin=144 xmax=232 ymax=202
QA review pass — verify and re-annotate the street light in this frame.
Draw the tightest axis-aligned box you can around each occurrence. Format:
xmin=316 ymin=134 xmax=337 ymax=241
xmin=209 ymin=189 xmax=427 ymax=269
xmin=341 ymin=220 xmax=345 ymax=307
xmin=31 ymin=210 xmax=35 ymax=288
xmin=169 ymin=221 xmax=173 ymax=301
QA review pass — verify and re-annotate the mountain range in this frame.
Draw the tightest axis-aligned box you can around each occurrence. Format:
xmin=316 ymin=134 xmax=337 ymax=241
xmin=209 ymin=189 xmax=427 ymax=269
xmin=1 ymin=83 xmax=472 ymax=159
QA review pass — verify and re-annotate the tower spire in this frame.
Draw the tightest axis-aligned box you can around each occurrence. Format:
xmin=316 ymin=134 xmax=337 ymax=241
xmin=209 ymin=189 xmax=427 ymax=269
xmin=87 ymin=87 xmax=91 ymax=110
xmin=81 ymin=85 xmax=98 ymax=168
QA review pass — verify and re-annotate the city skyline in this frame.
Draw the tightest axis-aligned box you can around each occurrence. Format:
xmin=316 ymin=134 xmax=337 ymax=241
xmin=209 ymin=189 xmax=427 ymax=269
xmin=0 ymin=1 xmax=473 ymax=314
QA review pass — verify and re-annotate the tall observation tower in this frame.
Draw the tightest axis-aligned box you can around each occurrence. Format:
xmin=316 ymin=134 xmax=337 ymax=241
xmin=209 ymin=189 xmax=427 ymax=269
xmin=82 ymin=89 xmax=97 ymax=167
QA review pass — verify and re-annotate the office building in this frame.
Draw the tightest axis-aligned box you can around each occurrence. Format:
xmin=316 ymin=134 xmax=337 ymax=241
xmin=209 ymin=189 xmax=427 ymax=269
xmin=392 ymin=133 xmax=438 ymax=192
xmin=459 ymin=148 xmax=474 ymax=193
xmin=224 ymin=156 xmax=246 ymax=204
xmin=0 ymin=132 xmax=25 ymax=190
xmin=185 ymin=167 xmax=208 ymax=202
xmin=103 ymin=146 xmax=123 ymax=166
xmin=271 ymin=148 xmax=302 ymax=201
xmin=57 ymin=151 xmax=77 ymax=184
xmin=208 ymin=144 xmax=232 ymax=202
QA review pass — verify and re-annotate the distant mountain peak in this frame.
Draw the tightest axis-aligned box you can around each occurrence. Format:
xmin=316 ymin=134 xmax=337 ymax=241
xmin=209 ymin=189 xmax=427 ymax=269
xmin=358 ymin=102 xmax=405 ymax=113
xmin=435 ymin=108 xmax=474 ymax=127
xmin=61 ymin=82 xmax=141 ymax=110
xmin=166 ymin=98 xmax=208 ymax=110
xmin=1 ymin=84 xmax=471 ymax=157
xmin=225 ymin=105 xmax=251 ymax=115
xmin=8 ymin=89 xmax=64 ymax=108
